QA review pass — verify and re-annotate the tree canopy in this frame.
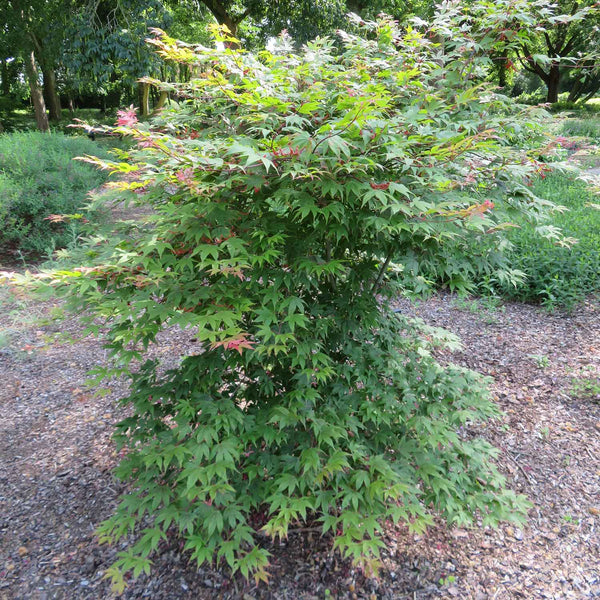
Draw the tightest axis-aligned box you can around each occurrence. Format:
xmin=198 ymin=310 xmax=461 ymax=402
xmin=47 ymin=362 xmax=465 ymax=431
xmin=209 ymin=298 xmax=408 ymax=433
xmin=514 ymin=0 xmax=600 ymax=102
xmin=1 ymin=0 xmax=599 ymax=129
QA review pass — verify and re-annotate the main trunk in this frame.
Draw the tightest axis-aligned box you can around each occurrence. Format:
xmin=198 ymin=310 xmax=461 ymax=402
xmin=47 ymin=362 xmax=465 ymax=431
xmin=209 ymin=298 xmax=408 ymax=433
xmin=24 ymin=50 xmax=49 ymax=132
xmin=42 ymin=67 xmax=62 ymax=121
xmin=546 ymin=64 xmax=560 ymax=104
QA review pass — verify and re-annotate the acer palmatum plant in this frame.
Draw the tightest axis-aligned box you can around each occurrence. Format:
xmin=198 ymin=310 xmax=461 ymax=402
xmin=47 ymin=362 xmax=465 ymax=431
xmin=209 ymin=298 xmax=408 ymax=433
xmin=55 ymin=4 xmax=568 ymax=590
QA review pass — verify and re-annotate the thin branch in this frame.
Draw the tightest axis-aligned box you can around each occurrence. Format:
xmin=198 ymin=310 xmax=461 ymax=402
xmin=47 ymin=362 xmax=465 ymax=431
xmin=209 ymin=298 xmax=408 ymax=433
xmin=309 ymin=102 xmax=367 ymax=158
xmin=371 ymin=253 xmax=393 ymax=294
xmin=562 ymin=35 xmax=577 ymax=56
xmin=516 ymin=46 xmax=550 ymax=82
xmin=507 ymin=451 xmax=533 ymax=486
xmin=543 ymin=31 xmax=557 ymax=56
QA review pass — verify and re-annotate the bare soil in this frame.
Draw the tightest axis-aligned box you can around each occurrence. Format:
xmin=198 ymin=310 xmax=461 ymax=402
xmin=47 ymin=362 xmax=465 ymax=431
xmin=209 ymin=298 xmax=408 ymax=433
xmin=0 ymin=286 xmax=598 ymax=600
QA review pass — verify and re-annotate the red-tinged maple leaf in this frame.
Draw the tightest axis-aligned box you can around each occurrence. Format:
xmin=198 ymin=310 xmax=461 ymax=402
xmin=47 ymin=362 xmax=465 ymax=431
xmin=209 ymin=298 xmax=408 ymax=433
xmin=469 ymin=199 xmax=494 ymax=217
xmin=116 ymin=105 xmax=138 ymax=127
xmin=370 ymin=182 xmax=390 ymax=190
xmin=211 ymin=333 xmax=256 ymax=355
xmin=443 ymin=199 xmax=495 ymax=219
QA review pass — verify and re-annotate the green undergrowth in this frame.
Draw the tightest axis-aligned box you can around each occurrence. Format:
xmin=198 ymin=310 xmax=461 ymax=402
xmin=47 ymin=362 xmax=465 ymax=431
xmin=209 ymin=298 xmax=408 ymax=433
xmin=493 ymin=173 xmax=600 ymax=309
xmin=398 ymin=170 xmax=600 ymax=311
xmin=559 ymin=117 xmax=600 ymax=140
xmin=0 ymin=131 xmax=112 ymax=258
xmin=569 ymin=376 xmax=600 ymax=403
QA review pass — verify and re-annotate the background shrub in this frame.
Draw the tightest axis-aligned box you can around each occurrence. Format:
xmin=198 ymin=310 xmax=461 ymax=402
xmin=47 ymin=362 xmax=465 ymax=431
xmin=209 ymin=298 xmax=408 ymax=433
xmin=0 ymin=131 xmax=111 ymax=257
xmin=493 ymin=173 xmax=600 ymax=309
xmin=559 ymin=117 xmax=600 ymax=139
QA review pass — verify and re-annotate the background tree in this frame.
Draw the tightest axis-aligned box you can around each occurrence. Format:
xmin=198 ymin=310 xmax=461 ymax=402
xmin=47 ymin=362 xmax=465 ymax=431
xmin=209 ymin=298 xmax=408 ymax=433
xmin=0 ymin=0 xmax=213 ymax=125
xmin=62 ymin=0 xmax=175 ymax=116
xmin=346 ymin=0 xmax=434 ymax=21
xmin=177 ymin=0 xmax=431 ymax=47
xmin=2 ymin=0 xmax=598 ymax=132
xmin=515 ymin=0 xmax=600 ymax=103
xmin=1 ymin=1 xmax=48 ymax=130
xmin=564 ymin=35 xmax=600 ymax=103
xmin=1 ymin=0 xmax=67 ymax=123
xmin=192 ymin=0 xmax=345 ymax=45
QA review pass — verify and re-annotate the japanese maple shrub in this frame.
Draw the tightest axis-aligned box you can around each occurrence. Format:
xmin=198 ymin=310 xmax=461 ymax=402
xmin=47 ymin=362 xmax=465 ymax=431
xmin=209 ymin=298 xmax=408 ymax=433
xmin=59 ymin=4 xmax=559 ymax=589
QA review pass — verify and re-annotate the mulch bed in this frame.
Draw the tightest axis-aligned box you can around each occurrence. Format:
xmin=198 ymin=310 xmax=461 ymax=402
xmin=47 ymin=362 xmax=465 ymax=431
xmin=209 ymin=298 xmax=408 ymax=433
xmin=0 ymin=286 xmax=598 ymax=599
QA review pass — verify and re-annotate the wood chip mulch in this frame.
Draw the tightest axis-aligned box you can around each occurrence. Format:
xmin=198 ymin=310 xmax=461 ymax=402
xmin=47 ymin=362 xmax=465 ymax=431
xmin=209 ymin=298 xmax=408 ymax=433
xmin=0 ymin=287 xmax=598 ymax=600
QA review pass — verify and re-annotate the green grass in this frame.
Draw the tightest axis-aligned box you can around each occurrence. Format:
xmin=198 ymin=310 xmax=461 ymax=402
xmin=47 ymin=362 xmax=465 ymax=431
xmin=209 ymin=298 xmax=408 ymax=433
xmin=0 ymin=107 xmax=117 ymax=134
xmin=0 ymin=131 xmax=112 ymax=258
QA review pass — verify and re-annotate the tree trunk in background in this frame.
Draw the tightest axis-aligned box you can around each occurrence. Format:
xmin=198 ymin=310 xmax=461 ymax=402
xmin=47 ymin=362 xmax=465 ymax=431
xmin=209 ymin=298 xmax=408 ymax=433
xmin=546 ymin=65 xmax=560 ymax=103
xmin=201 ymin=0 xmax=239 ymax=36
xmin=29 ymin=33 xmax=61 ymax=121
xmin=153 ymin=90 xmax=168 ymax=113
xmin=497 ymin=56 xmax=508 ymax=88
xmin=1 ymin=59 xmax=10 ymax=95
xmin=42 ymin=67 xmax=62 ymax=121
xmin=24 ymin=50 xmax=49 ymax=132
xmin=139 ymin=81 xmax=151 ymax=117
xmin=221 ymin=14 xmax=237 ymax=37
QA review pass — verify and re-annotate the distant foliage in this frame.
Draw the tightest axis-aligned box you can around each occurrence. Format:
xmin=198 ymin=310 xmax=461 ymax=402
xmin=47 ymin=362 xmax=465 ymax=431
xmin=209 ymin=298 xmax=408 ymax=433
xmin=50 ymin=5 xmax=566 ymax=590
xmin=0 ymin=132 xmax=110 ymax=256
